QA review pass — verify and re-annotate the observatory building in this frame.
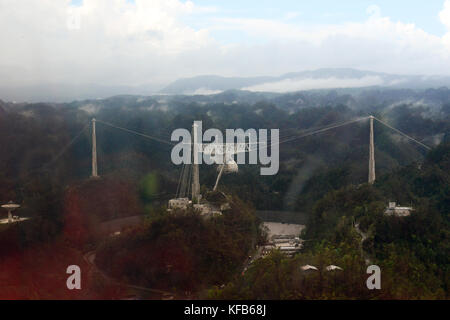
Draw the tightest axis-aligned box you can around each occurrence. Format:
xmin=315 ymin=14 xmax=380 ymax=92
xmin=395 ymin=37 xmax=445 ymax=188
xmin=384 ymin=202 xmax=413 ymax=217
xmin=167 ymin=198 xmax=191 ymax=211
xmin=168 ymin=122 xmax=236 ymax=217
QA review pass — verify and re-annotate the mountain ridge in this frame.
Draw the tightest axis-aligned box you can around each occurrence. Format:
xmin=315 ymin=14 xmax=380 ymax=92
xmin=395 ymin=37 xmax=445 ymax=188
xmin=161 ymin=68 xmax=450 ymax=95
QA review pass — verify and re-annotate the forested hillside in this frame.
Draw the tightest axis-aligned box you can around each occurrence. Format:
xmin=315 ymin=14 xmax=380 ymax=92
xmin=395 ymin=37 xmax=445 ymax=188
xmin=211 ymin=143 xmax=450 ymax=299
xmin=1 ymin=88 xmax=449 ymax=215
xmin=0 ymin=88 xmax=448 ymax=299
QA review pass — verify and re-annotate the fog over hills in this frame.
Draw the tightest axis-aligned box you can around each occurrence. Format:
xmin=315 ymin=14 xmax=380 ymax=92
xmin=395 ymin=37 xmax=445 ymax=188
xmin=161 ymin=68 xmax=450 ymax=95
xmin=3 ymin=68 xmax=450 ymax=103
xmin=0 ymin=83 xmax=161 ymax=104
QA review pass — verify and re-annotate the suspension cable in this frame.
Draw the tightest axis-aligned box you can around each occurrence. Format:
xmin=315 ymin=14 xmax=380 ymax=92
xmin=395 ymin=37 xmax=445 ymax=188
xmin=372 ymin=116 xmax=431 ymax=150
xmin=21 ymin=121 xmax=90 ymax=179
xmin=242 ymin=117 xmax=369 ymax=153
xmin=96 ymin=119 xmax=175 ymax=146
xmin=176 ymin=164 xmax=185 ymax=198
xmin=45 ymin=122 xmax=91 ymax=166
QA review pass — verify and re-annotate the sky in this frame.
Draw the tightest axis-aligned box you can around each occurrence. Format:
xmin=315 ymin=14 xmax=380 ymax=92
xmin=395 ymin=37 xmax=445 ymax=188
xmin=1 ymin=0 xmax=450 ymax=95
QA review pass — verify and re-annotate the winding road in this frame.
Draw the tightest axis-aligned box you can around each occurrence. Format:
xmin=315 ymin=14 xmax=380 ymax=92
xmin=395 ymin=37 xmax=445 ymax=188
xmin=83 ymin=250 xmax=178 ymax=300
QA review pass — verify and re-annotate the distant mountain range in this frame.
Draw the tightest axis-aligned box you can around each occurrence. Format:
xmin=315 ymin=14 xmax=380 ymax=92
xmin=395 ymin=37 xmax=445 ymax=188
xmin=3 ymin=68 xmax=450 ymax=103
xmin=0 ymin=83 xmax=159 ymax=104
xmin=161 ymin=68 xmax=450 ymax=95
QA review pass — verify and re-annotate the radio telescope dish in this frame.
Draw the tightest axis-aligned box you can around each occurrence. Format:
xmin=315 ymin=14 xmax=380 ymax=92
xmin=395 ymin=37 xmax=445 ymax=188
xmin=1 ymin=202 xmax=20 ymax=210
xmin=217 ymin=158 xmax=238 ymax=174
xmin=1 ymin=201 xmax=21 ymax=224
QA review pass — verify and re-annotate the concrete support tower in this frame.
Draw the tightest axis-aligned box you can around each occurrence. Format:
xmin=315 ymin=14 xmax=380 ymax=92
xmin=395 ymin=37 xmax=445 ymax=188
xmin=91 ymin=118 xmax=99 ymax=178
xmin=368 ymin=116 xmax=376 ymax=184
xmin=191 ymin=122 xmax=201 ymax=203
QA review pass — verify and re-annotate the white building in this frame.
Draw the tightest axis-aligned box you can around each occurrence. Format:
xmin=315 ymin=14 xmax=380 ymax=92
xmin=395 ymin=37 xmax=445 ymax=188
xmin=193 ymin=203 xmax=222 ymax=217
xmin=167 ymin=198 xmax=191 ymax=211
xmin=384 ymin=202 xmax=413 ymax=217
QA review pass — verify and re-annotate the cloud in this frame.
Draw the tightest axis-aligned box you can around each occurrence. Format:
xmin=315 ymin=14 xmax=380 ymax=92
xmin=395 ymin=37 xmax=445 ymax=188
xmin=440 ymin=0 xmax=450 ymax=47
xmin=366 ymin=4 xmax=381 ymax=19
xmin=1 ymin=0 xmax=450 ymax=101
xmin=0 ymin=0 xmax=212 ymax=87
xmin=440 ymin=0 xmax=450 ymax=28
xmin=243 ymin=76 xmax=384 ymax=92
xmin=283 ymin=11 xmax=301 ymax=20
xmin=208 ymin=4 xmax=450 ymax=76
xmin=189 ymin=88 xmax=223 ymax=95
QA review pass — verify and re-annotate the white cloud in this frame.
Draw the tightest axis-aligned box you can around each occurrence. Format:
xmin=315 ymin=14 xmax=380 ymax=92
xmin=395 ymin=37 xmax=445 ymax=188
xmin=0 ymin=0 xmax=212 ymax=87
xmin=284 ymin=11 xmax=301 ymax=20
xmin=440 ymin=0 xmax=450 ymax=28
xmin=366 ymin=4 xmax=381 ymax=19
xmin=207 ymin=4 xmax=450 ymax=76
xmin=190 ymin=88 xmax=223 ymax=95
xmin=80 ymin=103 xmax=101 ymax=114
xmin=1 ymin=0 xmax=450 ymax=100
xmin=440 ymin=0 xmax=450 ymax=47
xmin=243 ymin=76 xmax=384 ymax=92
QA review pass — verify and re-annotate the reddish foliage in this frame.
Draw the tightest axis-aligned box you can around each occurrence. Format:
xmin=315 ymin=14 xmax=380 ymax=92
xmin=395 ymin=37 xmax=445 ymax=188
xmin=0 ymin=241 xmax=125 ymax=299
xmin=62 ymin=177 xmax=143 ymax=246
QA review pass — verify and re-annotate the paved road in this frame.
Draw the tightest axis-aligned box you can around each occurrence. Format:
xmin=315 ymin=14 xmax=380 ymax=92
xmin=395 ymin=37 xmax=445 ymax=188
xmin=241 ymin=246 xmax=264 ymax=275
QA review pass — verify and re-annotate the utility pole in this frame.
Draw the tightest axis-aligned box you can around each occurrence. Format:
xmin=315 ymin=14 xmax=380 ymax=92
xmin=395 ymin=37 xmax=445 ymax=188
xmin=191 ymin=122 xmax=201 ymax=203
xmin=368 ymin=116 xmax=375 ymax=184
xmin=91 ymin=118 xmax=99 ymax=178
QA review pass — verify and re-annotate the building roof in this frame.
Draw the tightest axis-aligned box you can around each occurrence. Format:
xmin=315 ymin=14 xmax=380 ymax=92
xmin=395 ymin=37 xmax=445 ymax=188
xmin=326 ymin=265 xmax=343 ymax=271
xmin=301 ymin=265 xmax=318 ymax=271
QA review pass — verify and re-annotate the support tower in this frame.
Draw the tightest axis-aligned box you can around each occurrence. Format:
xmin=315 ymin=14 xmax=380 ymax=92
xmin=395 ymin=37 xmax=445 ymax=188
xmin=368 ymin=116 xmax=376 ymax=184
xmin=191 ymin=122 xmax=201 ymax=203
xmin=91 ymin=118 xmax=99 ymax=178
